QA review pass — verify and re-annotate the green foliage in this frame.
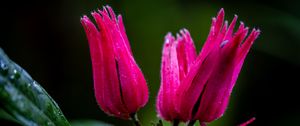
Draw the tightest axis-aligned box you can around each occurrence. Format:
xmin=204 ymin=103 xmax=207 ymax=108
xmin=0 ymin=48 xmax=70 ymax=126
xmin=71 ymin=120 xmax=113 ymax=126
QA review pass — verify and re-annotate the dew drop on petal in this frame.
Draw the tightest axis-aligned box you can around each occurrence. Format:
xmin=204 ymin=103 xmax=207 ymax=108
xmin=220 ymin=40 xmax=229 ymax=48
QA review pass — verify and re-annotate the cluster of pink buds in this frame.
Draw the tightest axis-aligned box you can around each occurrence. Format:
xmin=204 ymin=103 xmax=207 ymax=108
xmin=81 ymin=5 xmax=260 ymax=126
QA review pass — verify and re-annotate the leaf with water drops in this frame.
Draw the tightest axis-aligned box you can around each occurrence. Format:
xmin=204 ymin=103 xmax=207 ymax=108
xmin=0 ymin=48 xmax=70 ymax=126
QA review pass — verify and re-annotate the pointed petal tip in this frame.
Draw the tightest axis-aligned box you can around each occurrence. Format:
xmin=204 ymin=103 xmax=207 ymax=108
xmin=105 ymin=5 xmax=112 ymax=9
xmin=234 ymin=14 xmax=238 ymax=18
xmin=91 ymin=10 xmax=100 ymax=15
xmin=166 ymin=32 xmax=172 ymax=37
xmin=106 ymin=5 xmax=114 ymax=14
xmin=219 ymin=8 xmax=225 ymax=14
xmin=165 ymin=32 xmax=173 ymax=42
xmin=240 ymin=21 xmax=244 ymax=25
xmin=212 ymin=17 xmax=217 ymax=21
xmin=91 ymin=11 xmax=103 ymax=22
xmin=80 ymin=15 xmax=91 ymax=23
xmin=238 ymin=21 xmax=245 ymax=30
xmin=176 ymin=33 xmax=181 ymax=38
xmin=179 ymin=30 xmax=183 ymax=35
xmin=80 ymin=18 xmax=88 ymax=26
xmin=224 ymin=20 xmax=228 ymax=25
xmin=117 ymin=14 xmax=122 ymax=18
xmin=98 ymin=6 xmax=108 ymax=15
xmin=180 ymin=28 xmax=191 ymax=40
xmin=245 ymin=27 xmax=249 ymax=31
xmin=105 ymin=5 xmax=117 ymax=19
xmin=81 ymin=15 xmax=88 ymax=20
xmin=97 ymin=8 xmax=101 ymax=13
xmin=232 ymin=15 xmax=238 ymax=22
xmin=91 ymin=11 xmax=98 ymax=16
xmin=216 ymin=8 xmax=225 ymax=22
xmin=243 ymin=27 xmax=249 ymax=34
xmin=165 ymin=32 xmax=177 ymax=45
xmin=217 ymin=9 xmax=225 ymax=21
xmin=255 ymin=29 xmax=261 ymax=38
xmin=183 ymin=28 xmax=189 ymax=33
xmin=180 ymin=28 xmax=185 ymax=34
xmin=102 ymin=5 xmax=107 ymax=10
xmin=256 ymin=28 xmax=261 ymax=33
xmin=223 ymin=21 xmax=228 ymax=30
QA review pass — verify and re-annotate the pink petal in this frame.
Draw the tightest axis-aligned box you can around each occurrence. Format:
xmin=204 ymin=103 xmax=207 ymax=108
xmin=117 ymin=15 xmax=133 ymax=55
xmin=175 ymin=43 xmax=221 ymax=121
xmin=239 ymin=117 xmax=256 ymax=126
xmin=197 ymin=8 xmax=225 ymax=61
xmin=176 ymin=29 xmax=197 ymax=82
xmin=194 ymin=29 xmax=248 ymax=122
xmin=81 ymin=16 xmax=109 ymax=113
xmin=157 ymin=33 xmax=180 ymax=120
xmin=224 ymin=15 xmax=238 ymax=41
xmin=98 ymin=6 xmax=148 ymax=114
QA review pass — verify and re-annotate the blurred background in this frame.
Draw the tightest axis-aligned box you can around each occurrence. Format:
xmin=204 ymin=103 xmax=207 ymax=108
xmin=1 ymin=0 xmax=300 ymax=125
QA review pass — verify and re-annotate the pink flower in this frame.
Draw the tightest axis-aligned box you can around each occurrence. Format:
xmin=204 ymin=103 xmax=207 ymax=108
xmin=156 ymin=9 xmax=260 ymax=122
xmin=81 ymin=6 xmax=149 ymax=119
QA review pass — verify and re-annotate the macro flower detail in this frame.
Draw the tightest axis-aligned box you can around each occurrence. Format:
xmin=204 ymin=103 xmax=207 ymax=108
xmin=156 ymin=8 xmax=260 ymax=123
xmin=81 ymin=6 xmax=149 ymax=119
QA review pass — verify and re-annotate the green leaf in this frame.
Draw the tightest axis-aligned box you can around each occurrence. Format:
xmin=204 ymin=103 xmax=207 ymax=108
xmin=71 ymin=120 xmax=113 ymax=126
xmin=0 ymin=48 xmax=70 ymax=126
xmin=0 ymin=108 xmax=20 ymax=124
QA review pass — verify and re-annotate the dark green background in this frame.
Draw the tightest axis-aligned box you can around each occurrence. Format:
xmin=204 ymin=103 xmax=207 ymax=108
xmin=1 ymin=0 xmax=300 ymax=125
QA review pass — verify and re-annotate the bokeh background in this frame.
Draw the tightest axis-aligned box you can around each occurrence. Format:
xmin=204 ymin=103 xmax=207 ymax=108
xmin=1 ymin=0 xmax=300 ymax=125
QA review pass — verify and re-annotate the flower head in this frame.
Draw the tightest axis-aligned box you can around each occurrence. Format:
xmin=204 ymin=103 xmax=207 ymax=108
xmin=156 ymin=8 xmax=260 ymax=122
xmin=81 ymin=6 xmax=149 ymax=119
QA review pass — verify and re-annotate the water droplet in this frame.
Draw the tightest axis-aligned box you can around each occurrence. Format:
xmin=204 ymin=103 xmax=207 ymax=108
xmin=32 ymin=81 xmax=43 ymax=92
xmin=0 ymin=60 xmax=8 ymax=74
xmin=46 ymin=121 xmax=55 ymax=126
xmin=26 ymin=83 xmax=31 ymax=88
xmin=9 ymin=69 xmax=20 ymax=81
xmin=220 ymin=40 xmax=229 ymax=48
xmin=10 ymin=92 xmax=22 ymax=101
xmin=19 ymin=102 xmax=24 ymax=108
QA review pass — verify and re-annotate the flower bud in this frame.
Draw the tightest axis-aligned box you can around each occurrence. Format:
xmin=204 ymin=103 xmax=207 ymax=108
xmin=176 ymin=9 xmax=260 ymax=122
xmin=81 ymin=6 xmax=149 ymax=119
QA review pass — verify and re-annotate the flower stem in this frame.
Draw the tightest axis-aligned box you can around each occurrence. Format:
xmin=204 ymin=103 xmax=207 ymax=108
xmin=187 ymin=120 xmax=196 ymax=126
xmin=130 ymin=113 xmax=141 ymax=126
xmin=172 ymin=119 xmax=180 ymax=126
